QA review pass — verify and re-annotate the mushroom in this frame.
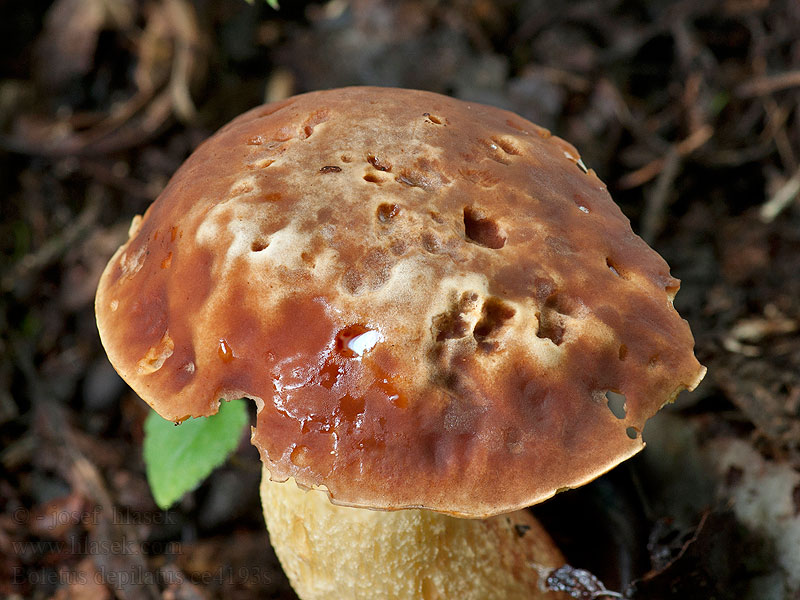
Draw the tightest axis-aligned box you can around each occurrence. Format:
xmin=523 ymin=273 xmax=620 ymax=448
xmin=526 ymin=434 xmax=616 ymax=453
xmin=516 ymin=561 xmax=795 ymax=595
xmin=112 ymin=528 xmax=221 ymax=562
xmin=95 ymin=87 xmax=706 ymax=598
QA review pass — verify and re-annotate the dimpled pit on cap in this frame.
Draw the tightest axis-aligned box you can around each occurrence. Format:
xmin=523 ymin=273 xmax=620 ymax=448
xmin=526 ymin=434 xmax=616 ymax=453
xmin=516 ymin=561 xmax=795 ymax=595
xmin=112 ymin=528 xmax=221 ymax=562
xmin=95 ymin=87 xmax=705 ymax=518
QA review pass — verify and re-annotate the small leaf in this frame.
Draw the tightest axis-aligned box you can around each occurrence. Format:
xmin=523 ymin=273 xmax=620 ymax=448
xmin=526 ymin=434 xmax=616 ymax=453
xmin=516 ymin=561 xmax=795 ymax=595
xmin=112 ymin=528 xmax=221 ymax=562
xmin=243 ymin=0 xmax=278 ymax=7
xmin=144 ymin=400 xmax=249 ymax=509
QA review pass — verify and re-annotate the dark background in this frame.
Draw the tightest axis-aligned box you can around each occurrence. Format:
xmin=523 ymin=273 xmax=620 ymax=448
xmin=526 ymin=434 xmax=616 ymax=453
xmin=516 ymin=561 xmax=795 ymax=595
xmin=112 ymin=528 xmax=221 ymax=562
xmin=1 ymin=0 xmax=799 ymax=598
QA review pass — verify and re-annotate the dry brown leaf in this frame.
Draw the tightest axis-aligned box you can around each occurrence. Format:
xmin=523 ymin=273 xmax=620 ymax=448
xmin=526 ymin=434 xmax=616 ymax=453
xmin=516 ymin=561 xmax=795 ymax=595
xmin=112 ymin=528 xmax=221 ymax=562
xmin=34 ymin=0 xmax=134 ymax=90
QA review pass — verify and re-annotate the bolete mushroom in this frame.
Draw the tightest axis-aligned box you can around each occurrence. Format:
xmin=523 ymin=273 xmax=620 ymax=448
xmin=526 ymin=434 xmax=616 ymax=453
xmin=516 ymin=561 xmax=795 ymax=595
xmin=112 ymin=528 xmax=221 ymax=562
xmin=95 ymin=87 xmax=706 ymax=599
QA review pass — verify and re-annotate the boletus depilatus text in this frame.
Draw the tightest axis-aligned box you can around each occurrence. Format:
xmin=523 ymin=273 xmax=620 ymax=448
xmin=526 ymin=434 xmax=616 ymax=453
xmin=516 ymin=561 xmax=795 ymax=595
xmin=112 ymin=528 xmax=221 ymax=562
xmin=96 ymin=87 xmax=706 ymax=599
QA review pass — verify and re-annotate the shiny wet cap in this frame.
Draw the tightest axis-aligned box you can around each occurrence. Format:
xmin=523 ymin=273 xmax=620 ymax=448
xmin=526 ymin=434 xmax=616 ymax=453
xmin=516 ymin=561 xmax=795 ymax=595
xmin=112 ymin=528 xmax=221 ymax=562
xmin=96 ymin=87 xmax=706 ymax=517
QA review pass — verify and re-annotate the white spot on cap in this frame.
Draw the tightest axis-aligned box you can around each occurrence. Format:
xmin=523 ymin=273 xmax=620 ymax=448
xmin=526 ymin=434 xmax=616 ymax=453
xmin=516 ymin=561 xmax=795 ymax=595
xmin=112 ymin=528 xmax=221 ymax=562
xmin=128 ymin=215 xmax=143 ymax=238
xmin=347 ymin=330 xmax=382 ymax=357
xmin=119 ymin=246 xmax=147 ymax=279
xmin=137 ymin=331 xmax=174 ymax=374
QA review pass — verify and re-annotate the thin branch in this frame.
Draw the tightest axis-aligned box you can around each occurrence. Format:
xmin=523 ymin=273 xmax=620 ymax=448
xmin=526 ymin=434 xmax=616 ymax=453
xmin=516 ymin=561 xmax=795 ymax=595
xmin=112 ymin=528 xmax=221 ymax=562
xmin=736 ymin=70 xmax=800 ymax=98
xmin=642 ymin=147 xmax=682 ymax=244
xmin=618 ymin=125 xmax=712 ymax=189
xmin=1 ymin=187 xmax=102 ymax=292
xmin=760 ymin=166 xmax=800 ymax=223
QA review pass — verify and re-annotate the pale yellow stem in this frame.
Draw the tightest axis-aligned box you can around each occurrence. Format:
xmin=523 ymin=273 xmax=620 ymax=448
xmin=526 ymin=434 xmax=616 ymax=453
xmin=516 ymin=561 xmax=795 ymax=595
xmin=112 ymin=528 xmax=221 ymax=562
xmin=260 ymin=466 xmax=566 ymax=600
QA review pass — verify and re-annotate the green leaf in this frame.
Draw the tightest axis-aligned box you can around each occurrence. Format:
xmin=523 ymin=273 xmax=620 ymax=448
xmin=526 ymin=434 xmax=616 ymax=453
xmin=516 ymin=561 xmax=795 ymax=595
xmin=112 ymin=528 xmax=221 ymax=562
xmin=243 ymin=0 xmax=279 ymax=8
xmin=144 ymin=400 xmax=249 ymax=509
xmin=710 ymin=91 xmax=730 ymax=117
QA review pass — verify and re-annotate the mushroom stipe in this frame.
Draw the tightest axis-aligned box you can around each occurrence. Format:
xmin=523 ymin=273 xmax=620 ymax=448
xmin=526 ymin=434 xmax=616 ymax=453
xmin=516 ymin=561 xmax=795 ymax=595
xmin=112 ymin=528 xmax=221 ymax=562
xmin=95 ymin=87 xmax=706 ymax=599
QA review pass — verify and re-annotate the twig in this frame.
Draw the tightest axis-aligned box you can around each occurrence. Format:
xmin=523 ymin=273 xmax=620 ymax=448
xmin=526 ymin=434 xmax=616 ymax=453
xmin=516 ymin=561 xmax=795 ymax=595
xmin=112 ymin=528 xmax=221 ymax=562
xmin=642 ymin=147 xmax=682 ymax=244
xmin=0 ymin=88 xmax=172 ymax=158
xmin=736 ymin=70 xmax=800 ymax=97
xmin=596 ymin=79 xmax=671 ymax=156
xmin=77 ymin=158 xmax=158 ymax=200
xmin=697 ymin=141 xmax=773 ymax=168
xmin=761 ymin=97 xmax=798 ymax=173
xmin=165 ymin=0 xmax=202 ymax=123
xmin=760 ymin=166 xmax=800 ymax=223
xmin=1 ymin=186 xmax=102 ymax=292
xmin=618 ymin=125 xmax=713 ymax=189
xmin=532 ymin=66 xmax=592 ymax=93
xmin=0 ymin=0 xmax=205 ymax=158
xmin=34 ymin=398 xmax=160 ymax=600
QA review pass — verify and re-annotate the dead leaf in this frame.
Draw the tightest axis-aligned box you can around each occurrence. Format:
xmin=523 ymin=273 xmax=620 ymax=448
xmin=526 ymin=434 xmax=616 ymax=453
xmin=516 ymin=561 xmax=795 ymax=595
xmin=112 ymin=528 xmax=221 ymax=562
xmin=535 ymin=563 xmax=622 ymax=599
xmin=34 ymin=0 xmax=134 ymax=90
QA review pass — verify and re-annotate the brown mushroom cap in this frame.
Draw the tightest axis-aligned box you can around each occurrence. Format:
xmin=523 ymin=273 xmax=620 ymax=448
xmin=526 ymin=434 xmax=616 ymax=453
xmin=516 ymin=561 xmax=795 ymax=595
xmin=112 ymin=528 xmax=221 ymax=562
xmin=95 ymin=87 xmax=705 ymax=518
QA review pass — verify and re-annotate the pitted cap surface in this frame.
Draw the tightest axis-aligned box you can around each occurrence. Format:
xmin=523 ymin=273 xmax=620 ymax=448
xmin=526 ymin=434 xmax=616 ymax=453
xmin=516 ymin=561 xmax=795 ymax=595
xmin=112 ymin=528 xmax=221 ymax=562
xmin=96 ymin=87 xmax=705 ymax=517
